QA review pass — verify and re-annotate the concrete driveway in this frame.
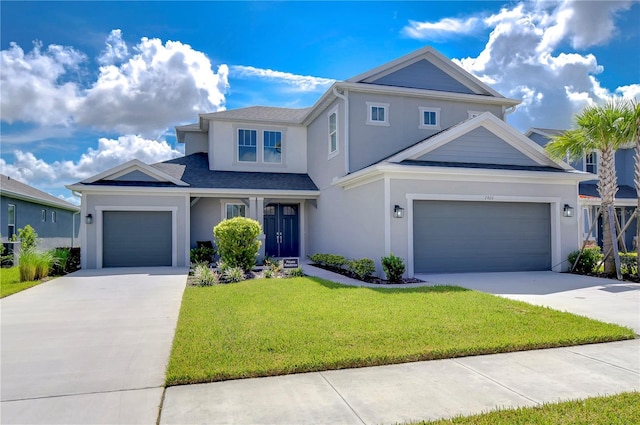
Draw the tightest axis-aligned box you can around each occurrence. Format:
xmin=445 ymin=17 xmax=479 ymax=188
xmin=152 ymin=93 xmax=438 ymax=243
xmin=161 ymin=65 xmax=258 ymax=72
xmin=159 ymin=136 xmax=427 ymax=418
xmin=1 ymin=267 xmax=188 ymax=424
xmin=416 ymin=271 xmax=640 ymax=334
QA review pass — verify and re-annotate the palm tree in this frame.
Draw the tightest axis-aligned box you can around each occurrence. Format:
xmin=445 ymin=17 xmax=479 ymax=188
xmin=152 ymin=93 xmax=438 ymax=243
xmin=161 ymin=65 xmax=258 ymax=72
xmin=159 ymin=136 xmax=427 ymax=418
xmin=546 ymin=98 xmax=636 ymax=274
xmin=630 ymin=100 xmax=640 ymax=277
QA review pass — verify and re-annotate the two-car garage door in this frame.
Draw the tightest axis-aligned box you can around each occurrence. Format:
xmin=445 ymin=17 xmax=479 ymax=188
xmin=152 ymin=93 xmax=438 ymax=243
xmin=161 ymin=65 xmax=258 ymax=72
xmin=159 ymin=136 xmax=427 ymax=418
xmin=103 ymin=211 xmax=172 ymax=267
xmin=413 ymin=201 xmax=551 ymax=273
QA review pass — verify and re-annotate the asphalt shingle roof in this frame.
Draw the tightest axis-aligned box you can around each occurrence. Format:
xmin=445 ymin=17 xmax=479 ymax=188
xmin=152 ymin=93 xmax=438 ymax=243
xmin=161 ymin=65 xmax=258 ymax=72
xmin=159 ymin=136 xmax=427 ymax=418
xmin=399 ymin=160 xmax=566 ymax=173
xmin=1 ymin=174 xmax=79 ymax=210
xmin=579 ymin=183 xmax=637 ymax=199
xmin=200 ymin=106 xmax=311 ymax=124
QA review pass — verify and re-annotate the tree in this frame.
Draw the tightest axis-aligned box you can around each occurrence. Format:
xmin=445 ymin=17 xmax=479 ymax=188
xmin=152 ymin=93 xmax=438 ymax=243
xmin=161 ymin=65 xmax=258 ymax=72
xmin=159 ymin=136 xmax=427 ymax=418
xmin=546 ymin=98 xmax=636 ymax=274
xmin=630 ymin=100 xmax=640 ymax=277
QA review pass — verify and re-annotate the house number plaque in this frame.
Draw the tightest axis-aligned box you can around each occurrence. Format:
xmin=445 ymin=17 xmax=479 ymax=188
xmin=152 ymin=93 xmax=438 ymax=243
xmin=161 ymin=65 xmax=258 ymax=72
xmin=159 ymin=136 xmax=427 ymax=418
xmin=283 ymin=258 xmax=299 ymax=269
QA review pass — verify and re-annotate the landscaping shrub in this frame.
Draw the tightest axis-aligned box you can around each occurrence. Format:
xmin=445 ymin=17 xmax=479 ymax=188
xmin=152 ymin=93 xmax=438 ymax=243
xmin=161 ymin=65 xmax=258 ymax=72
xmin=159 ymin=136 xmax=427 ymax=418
xmin=382 ymin=253 xmax=405 ymax=283
xmin=286 ymin=267 xmax=304 ymax=277
xmin=223 ymin=266 xmax=245 ymax=283
xmin=213 ymin=217 xmax=262 ymax=272
xmin=568 ymin=246 xmax=602 ymax=274
xmin=193 ymin=263 xmax=219 ymax=286
xmin=308 ymin=253 xmax=349 ymax=269
xmin=348 ymin=258 xmax=375 ymax=280
xmin=18 ymin=248 xmax=56 ymax=282
xmin=190 ymin=246 xmax=217 ymax=264
xmin=17 ymin=225 xmax=39 ymax=251
xmin=620 ymin=252 xmax=637 ymax=275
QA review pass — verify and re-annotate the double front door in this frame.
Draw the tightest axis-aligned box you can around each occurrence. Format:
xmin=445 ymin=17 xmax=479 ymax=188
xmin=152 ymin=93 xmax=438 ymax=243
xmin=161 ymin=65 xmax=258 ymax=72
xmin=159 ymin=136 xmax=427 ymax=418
xmin=263 ymin=203 xmax=299 ymax=258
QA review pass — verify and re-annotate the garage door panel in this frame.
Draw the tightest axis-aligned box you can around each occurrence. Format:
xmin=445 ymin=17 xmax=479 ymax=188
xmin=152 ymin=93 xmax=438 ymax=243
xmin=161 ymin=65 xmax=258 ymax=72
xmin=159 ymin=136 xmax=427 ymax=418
xmin=103 ymin=211 xmax=172 ymax=267
xmin=414 ymin=201 xmax=551 ymax=273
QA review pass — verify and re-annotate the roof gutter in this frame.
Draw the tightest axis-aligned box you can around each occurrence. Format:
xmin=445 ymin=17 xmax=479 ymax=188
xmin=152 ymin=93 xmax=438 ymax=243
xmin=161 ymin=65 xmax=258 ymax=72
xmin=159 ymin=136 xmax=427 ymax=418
xmin=332 ymin=86 xmax=350 ymax=175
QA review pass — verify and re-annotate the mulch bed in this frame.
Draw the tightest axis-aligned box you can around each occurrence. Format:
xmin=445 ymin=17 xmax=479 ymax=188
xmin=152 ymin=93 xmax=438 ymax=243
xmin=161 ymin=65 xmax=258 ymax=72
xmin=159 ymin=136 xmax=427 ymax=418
xmin=309 ymin=263 xmax=424 ymax=285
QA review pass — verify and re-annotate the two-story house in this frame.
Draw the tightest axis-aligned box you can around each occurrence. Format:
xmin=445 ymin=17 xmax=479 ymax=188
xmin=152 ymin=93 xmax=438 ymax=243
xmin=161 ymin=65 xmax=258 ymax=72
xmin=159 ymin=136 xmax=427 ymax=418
xmin=527 ymin=128 xmax=638 ymax=251
xmin=68 ymin=46 xmax=590 ymax=276
xmin=1 ymin=174 xmax=80 ymax=252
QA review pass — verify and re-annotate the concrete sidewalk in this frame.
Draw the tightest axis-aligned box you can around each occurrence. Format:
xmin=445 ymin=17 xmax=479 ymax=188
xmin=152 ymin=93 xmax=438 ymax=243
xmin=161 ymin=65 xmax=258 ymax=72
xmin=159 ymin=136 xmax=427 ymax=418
xmin=160 ymin=266 xmax=640 ymax=424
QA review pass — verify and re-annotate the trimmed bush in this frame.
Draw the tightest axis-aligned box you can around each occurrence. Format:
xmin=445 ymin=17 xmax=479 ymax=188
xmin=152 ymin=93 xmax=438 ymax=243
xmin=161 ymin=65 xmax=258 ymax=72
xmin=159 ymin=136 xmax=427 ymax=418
xmin=213 ymin=217 xmax=262 ymax=272
xmin=382 ymin=253 xmax=405 ymax=283
xmin=348 ymin=258 xmax=376 ymax=280
xmin=308 ymin=253 xmax=349 ymax=269
xmin=620 ymin=252 xmax=637 ymax=275
xmin=568 ymin=246 xmax=602 ymax=274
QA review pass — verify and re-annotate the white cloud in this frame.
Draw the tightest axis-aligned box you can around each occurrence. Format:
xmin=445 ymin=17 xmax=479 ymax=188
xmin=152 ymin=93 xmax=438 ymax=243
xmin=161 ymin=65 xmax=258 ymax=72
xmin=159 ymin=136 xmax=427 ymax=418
xmin=402 ymin=17 xmax=482 ymax=40
xmin=448 ymin=1 xmax=638 ymax=131
xmin=230 ymin=65 xmax=334 ymax=92
xmin=616 ymin=84 xmax=640 ymax=100
xmin=1 ymin=31 xmax=229 ymax=137
xmin=0 ymin=135 xmax=182 ymax=188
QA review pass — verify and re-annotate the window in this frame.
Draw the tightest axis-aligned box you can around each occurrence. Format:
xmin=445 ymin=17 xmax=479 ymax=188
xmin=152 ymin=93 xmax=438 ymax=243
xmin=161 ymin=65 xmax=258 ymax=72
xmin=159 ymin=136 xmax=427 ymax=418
xmin=41 ymin=209 xmax=47 ymax=222
xmin=51 ymin=211 xmax=57 ymax=223
xmin=226 ymin=203 xmax=246 ymax=219
xmin=366 ymin=102 xmax=389 ymax=126
xmin=263 ymin=131 xmax=282 ymax=164
xmin=328 ymin=109 xmax=338 ymax=156
xmin=7 ymin=204 xmax=15 ymax=238
xmin=238 ymin=129 xmax=257 ymax=162
xmin=419 ymin=107 xmax=441 ymax=130
xmin=585 ymin=152 xmax=597 ymax=174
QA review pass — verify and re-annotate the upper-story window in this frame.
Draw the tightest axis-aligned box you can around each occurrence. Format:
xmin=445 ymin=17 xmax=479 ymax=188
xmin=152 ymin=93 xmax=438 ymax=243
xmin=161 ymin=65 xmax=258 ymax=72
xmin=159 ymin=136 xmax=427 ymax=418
xmin=7 ymin=204 xmax=16 ymax=238
xmin=238 ymin=129 xmax=257 ymax=162
xmin=585 ymin=152 xmax=597 ymax=174
xmin=328 ymin=108 xmax=338 ymax=157
xmin=225 ymin=203 xmax=246 ymax=219
xmin=366 ymin=102 xmax=389 ymax=126
xmin=41 ymin=209 xmax=47 ymax=222
xmin=263 ymin=131 xmax=282 ymax=164
xmin=419 ymin=107 xmax=441 ymax=130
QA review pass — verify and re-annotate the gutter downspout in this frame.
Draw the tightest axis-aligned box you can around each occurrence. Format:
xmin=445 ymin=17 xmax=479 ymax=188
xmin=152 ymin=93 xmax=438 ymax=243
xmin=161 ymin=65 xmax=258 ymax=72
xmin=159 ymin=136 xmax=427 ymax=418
xmin=504 ymin=105 xmax=516 ymax=119
xmin=333 ymin=86 xmax=350 ymax=175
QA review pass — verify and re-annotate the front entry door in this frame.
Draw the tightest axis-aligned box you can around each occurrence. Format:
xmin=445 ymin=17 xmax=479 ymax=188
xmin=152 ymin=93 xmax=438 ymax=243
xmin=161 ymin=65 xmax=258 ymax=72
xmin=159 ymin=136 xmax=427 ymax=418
xmin=264 ymin=204 xmax=299 ymax=257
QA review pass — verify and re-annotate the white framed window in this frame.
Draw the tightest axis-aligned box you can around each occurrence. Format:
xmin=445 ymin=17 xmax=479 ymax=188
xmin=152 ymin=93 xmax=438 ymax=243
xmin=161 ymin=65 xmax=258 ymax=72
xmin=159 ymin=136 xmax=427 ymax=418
xmin=585 ymin=152 xmax=597 ymax=174
xmin=237 ymin=129 xmax=257 ymax=162
xmin=419 ymin=107 xmax=441 ymax=130
xmin=263 ymin=131 xmax=282 ymax=164
xmin=468 ymin=110 xmax=483 ymax=119
xmin=51 ymin=211 xmax=57 ymax=223
xmin=41 ymin=209 xmax=47 ymax=222
xmin=328 ymin=107 xmax=338 ymax=157
xmin=366 ymin=102 xmax=389 ymax=126
xmin=225 ymin=203 xmax=246 ymax=219
xmin=7 ymin=204 xmax=15 ymax=238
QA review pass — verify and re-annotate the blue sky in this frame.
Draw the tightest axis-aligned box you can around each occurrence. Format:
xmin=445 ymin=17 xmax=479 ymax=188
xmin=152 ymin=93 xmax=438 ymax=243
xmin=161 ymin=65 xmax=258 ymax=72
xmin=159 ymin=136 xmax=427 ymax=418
xmin=1 ymin=1 xmax=639 ymax=202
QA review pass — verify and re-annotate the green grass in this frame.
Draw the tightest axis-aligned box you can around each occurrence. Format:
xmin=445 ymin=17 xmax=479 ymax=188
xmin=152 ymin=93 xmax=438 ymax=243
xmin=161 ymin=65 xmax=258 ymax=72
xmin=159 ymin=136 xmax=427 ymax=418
xmin=0 ymin=267 xmax=43 ymax=298
xmin=166 ymin=277 xmax=635 ymax=385
xmin=417 ymin=392 xmax=640 ymax=424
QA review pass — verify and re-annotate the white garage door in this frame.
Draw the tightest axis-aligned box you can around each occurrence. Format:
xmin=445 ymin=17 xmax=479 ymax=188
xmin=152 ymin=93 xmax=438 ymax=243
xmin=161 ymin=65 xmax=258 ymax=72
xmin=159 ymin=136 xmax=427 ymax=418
xmin=103 ymin=211 xmax=172 ymax=267
xmin=413 ymin=201 xmax=551 ymax=273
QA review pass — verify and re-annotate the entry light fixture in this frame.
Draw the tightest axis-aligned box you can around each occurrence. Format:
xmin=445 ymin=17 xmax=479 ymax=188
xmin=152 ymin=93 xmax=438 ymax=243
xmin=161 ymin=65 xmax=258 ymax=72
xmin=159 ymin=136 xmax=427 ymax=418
xmin=393 ymin=204 xmax=404 ymax=219
xmin=562 ymin=204 xmax=574 ymax=218
xmin=86 ymin=214 xmax=93 ymax=224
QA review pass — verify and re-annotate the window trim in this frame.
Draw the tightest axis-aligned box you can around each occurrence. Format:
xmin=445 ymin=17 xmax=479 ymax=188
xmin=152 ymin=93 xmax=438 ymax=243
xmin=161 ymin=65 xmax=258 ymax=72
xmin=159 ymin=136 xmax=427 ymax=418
xmin=7 ymin=204 xmax=16 ymax=238
xmin=366 ymin=102 xmax=389 ymax=126
xmin=224 ymin=202 xmax=247 ymax=220
xmin=328 ymin=106 xmax=339 ymax=158
xmin=51 ymin=211 xmax=57 ymax=223
xmin=263 ymin=130 xmax=283 ymax=164
xmin=41 ymin=209 xmax=47 ymax=222
xmin=237 ymin=128 xmax=258 ymax=163
xmin=585 ymin=152 xmax=598 ymax=174
xmin=419 ymin=107 xmax=441 ymax=130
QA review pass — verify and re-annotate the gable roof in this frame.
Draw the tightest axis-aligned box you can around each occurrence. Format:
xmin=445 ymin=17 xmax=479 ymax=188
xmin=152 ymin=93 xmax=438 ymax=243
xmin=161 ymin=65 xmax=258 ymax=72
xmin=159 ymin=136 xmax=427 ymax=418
xmin=200 ymin=106 xmax=310 ymax=124
xmin=347 ymin=46 xmax=504 ymax=98
xmin=80 ymin=159 xmax=189 ymax=187
xmin=1 ymin=174 xmax=79 ymax=211
xmin=525 ymin=127 xmax=566 ymax=138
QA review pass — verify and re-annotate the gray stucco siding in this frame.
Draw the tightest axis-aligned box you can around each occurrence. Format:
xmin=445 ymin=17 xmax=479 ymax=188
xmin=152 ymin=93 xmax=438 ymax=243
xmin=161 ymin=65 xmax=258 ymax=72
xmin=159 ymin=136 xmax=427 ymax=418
xmin=370 ymin=59 xmax=476 ymax=94
xmin=113 ymin=170 xmax=162 ymax=182
xmin=1 ymin=195 xmax=80 ymax=249
xmin=190 ymin=198 xmax=223 ymax=248
xmin=347 ymin=91 xmax=504 ymax=172
xmin=307 ymin=99 xmax=347 ymax=189
xmin=184 ymin=132 xmax=208 ymax=156
xmin=417 ymin=127 xmax=540 ymax=166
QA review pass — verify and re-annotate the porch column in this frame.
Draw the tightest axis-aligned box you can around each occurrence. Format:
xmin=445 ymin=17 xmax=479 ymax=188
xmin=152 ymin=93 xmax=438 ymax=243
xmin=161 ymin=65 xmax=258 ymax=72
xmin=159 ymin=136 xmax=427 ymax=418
xmin=257 ymin=197 xmax=265 ymax=259
xmin=248 ymin=197 xmax=257 ymax=220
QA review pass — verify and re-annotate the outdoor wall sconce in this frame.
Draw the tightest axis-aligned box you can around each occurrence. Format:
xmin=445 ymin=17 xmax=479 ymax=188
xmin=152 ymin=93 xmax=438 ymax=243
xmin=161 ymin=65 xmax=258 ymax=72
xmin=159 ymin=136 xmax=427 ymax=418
xmin=85 ymin=214 xmax=93 ymax=224
xmin=393 ymin=205 xmax=404 ymax=218
xmin=563 ymin=204 xmax=574 ymax=218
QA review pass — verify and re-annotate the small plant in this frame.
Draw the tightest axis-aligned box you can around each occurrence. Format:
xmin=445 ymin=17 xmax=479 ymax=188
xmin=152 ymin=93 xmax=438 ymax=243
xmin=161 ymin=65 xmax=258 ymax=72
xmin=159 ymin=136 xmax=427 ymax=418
xmin=381 ymin=253 xmax=405 ymax=283
xmin=263 ymin=268 xmax=274 ymax=278
xmin=348 ymin=258 xmax=376 ymax=280
xmin=213 ymin=217 xmax=262 ymax=272
xmin=190 ymin=246 xmax=217 ymax=264
xmin=17 ymin=225 xmax=39 ymax=251
xmin=619 ymin=252 xmax=637 ymax=275
xmin=18 ymin=248 xmax=56 ymax=282
xmin=308 ymin=253 xmax=348 ymax=270
xmin=568 ymin=246 xmax=602 ymax=274
xmin=51 ymin=248 xmax=70 ymax=275
xmin=193 ymin=263 xmax=219 ymax=286
xmin=286 ymin=267 xmax=304 ymax=277
xmin=223 ymin=266 xmax=245 ymax=283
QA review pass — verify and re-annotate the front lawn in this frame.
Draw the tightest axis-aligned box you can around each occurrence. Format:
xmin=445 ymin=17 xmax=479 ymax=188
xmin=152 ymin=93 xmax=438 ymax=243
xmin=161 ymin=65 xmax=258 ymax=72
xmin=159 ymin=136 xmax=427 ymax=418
xmin=0 ymin=267 xmax=43 ymax=298
xmin=166 ymin=277 xmax=635 ymax=386
xmin=418 ymin=391 xmax=640 ymax=424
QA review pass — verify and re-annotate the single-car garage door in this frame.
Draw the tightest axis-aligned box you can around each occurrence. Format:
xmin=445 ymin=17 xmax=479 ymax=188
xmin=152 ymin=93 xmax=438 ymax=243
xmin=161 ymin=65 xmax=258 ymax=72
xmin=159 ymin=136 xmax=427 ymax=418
xmin=103 ymin=211 xmax=172 ymax=267
xmin=414 ymin=201 xmax=551 ymax=273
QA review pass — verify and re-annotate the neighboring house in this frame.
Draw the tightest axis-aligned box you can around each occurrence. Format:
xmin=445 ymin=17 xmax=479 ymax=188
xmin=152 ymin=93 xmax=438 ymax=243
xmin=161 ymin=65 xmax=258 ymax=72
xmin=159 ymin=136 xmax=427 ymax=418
xmin=1 ymin=174 xmax=80 ymax=251
xmin=68 ymin=46 xmax=590 ymax=276
xmin=527 ymin=128 xmax=638 ymax=251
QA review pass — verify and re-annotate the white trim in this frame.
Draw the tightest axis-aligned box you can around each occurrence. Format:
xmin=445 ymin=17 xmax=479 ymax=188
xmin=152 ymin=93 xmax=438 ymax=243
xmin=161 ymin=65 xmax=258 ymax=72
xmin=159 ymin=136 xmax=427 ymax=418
xmin=405 ymin=194 xmax=562 ymax=277
xmin=184 ymin=195 xmax=191 ymax=266
xmin=418 ymin=106 xmax=441 ymax=130
xmin=95 ymin=206 xmax=178 ymax=269
xmin=223 ymin=201 xmax=247 ymax=219
xmin=328 ymin=106 xmax=339 ymax=159
xmin=67 ymin=185 xmax=320 ymax=198
xmin=366 ymin=102 xmax=390 ymax=126
xmin=300 ymin=201 xmax=306 ymax=259
xmin=81 ymin=159 xmax=188 ymax=187
xmin=384 ymin=176 xmax=391 ymax=254
xmin=237 ymin=128 xmax=258 ymax=163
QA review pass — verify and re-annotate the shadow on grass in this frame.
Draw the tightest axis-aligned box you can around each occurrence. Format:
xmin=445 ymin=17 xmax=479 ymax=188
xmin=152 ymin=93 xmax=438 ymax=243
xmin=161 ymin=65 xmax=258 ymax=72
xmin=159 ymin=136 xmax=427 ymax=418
xmin=306 ymin=276 xmax=471 ymax=294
